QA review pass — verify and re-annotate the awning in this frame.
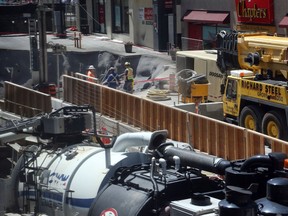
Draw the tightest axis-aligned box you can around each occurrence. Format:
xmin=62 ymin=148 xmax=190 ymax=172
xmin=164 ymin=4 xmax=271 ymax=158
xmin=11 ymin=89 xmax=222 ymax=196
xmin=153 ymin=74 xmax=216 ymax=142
xmin=183 ymin=11 xmax=229 ymax=24
xmin=279 ymin=16 xmax=288 ymax=28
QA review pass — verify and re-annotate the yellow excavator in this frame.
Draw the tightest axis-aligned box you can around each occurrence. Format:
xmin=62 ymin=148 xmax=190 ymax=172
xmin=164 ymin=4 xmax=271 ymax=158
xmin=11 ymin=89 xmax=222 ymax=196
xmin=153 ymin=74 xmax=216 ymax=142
xmin=217 ymin=30 xmax=288 ymax=141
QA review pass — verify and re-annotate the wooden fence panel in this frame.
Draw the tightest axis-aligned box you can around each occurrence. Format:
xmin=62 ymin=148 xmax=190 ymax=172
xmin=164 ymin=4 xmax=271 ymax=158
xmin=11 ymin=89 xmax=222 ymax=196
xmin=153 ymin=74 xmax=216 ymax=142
xmin=115 ymin=91 xmax=123 ymax=121
xmin=188 ymin=113 xmax=252 ymax=160
xmin=149 ymin=101 xmax=159 ymax=131
xmin=6 ymin=75 xmax=288 ymax=160
xmin=4 ymin=82 xmax=51 ymax=117
xmin=101 ymin=87 xmax=113 ymax=117
xmin=157 ymin=104 xmax=166 ymax=131
xmin=63 ymin=75 xmax=74 ymax=102
xmin=245 ymin=130 xmax=265 ymax=158
xmin=198 ymin=117 xmax=210 ymax=153
xmin=63 ymin=75 xmax=101 ymax=112
xmin=127 ymin=94 xmax=136 ymax=125
xmin=62 ymin=75 xmax=288 ymax=160
xmin=141 ymin=99 xmax=154 ymax=131
xmin=248 ymin=131 xmax=288 ymax=156
xmin=132 ymin=96 xmax=142 ymax=127
xmin=87 ymin=83 xmax=100 ymax=111
xmin=206 ymin=120 xmax=218 ymax=156
xmin=168 ymin=108 xmax=178 ymax=140
xmin=223 ymin=124 xmax=247 ymax=160
xmin=169 ymin=108 xmax=187 ymax=142
xmin=216 ymin=123 xmax=228 ymax=158
xmin=97 ymin=86 xmax=143 ymax=129
xmin=271 ymin=141 xmax=288 ymax=153
xmin=119 ymin=92 xmax=128 ymax=123
xmin=189 ymin=113 xmax=202 ymax=150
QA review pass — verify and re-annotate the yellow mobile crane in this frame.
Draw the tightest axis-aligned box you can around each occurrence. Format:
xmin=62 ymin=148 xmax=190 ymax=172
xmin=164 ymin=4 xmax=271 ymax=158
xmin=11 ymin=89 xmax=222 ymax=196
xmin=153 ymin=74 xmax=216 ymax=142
xmin=217 ymin=31 xmax=288 ymax=141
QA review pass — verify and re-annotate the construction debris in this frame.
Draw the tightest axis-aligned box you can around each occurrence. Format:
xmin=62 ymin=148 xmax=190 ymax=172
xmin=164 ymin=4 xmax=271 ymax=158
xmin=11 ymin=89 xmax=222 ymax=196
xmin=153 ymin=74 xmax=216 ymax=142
xmin=146 ymin=89 xmax=171 ymax=101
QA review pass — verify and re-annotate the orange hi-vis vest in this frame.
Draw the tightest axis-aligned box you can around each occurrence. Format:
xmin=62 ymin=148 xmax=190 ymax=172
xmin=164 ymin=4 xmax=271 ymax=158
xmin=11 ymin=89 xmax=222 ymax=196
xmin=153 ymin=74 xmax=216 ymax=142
xmin=87 ymin=70 xmax=95 ymax=82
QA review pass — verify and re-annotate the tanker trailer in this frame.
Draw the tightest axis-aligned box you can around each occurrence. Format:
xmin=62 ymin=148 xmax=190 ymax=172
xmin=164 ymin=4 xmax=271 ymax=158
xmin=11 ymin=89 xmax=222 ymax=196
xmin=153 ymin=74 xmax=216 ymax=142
xmin=8 ymin=137 xmax=288 ymax=216
xmin=3 ymin=105 xmax=288 ymax=216
xmin=1 ymin=105 xmax=168 ymax=215
xmin=11 ymin=129 xmax=170 ymax=216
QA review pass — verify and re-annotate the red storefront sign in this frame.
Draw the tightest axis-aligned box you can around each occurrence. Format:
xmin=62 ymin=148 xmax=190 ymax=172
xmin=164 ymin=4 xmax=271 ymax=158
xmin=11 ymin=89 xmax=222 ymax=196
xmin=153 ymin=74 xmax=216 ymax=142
xmin=99 ymin=4 xmax=105 ymax=24
xmin=165 ymin=0 xmax=172 ymax=9
xmin=144 ymin=8 xmax=153 ymax=21
xmin=235 ymin=0 xmax=274 ymax=24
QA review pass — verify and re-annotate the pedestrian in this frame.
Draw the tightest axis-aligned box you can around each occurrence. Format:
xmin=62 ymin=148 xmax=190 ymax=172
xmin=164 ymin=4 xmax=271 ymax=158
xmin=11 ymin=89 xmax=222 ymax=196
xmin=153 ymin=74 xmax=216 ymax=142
xmin=102 ymin=67 xmax=120 ymax=89
xmin=87 ymin=65 xmax=96 ymax=82
xmin=122 ymin=62 xmax=134 ymax=93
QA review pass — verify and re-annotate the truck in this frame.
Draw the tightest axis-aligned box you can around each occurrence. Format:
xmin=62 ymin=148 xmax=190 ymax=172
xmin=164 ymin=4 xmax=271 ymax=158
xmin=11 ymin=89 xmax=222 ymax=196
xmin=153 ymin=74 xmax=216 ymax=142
xmin=216 ymin=30 xmax=288 ymax=141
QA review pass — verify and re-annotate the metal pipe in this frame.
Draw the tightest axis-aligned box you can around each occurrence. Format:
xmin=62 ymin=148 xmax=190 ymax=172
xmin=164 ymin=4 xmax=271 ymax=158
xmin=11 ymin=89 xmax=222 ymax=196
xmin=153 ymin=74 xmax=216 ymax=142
xmin=161 ymin=146 xmax=230 ymax=175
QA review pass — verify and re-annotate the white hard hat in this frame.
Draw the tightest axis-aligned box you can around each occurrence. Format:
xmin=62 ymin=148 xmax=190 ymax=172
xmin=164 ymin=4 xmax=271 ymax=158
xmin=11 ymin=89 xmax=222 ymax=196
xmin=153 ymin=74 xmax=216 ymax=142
xmin=108 ymin=67 xmax=115 ymax=71
xmin=125 ymin=62 xmax=130 ymax=66
xmin=88 ymin=65 xmax=95 ymax=70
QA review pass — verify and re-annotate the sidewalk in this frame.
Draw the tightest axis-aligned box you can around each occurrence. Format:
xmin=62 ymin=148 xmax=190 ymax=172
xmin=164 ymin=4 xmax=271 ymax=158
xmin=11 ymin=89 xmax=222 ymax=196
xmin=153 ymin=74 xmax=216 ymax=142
xmin=49 ymin=32 xmax=173 ymax=61
xmin=0 ymin=32 xmax=174 ymax=61
xmin=0 ymin=33 xmax=179 ymax=105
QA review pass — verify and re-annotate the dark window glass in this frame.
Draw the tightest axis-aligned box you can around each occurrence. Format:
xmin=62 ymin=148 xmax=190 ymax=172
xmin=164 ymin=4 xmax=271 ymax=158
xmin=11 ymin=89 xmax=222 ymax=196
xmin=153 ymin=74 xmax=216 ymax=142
xmin=112 ymin=0 xmax=129 ymax=33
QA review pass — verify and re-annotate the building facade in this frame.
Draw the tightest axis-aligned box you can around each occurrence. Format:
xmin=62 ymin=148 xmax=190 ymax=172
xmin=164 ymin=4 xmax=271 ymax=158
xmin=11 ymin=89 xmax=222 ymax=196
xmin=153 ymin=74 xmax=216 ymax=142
xmin=180 ymin=0 xmax=288 ymax=50
xmin=80 ymin=0 xmax=288 ymax=51
xmin=79 ymin=0 xmax=174 ymax=51
xmin=2 ymin=0 xmax=288 ymax=52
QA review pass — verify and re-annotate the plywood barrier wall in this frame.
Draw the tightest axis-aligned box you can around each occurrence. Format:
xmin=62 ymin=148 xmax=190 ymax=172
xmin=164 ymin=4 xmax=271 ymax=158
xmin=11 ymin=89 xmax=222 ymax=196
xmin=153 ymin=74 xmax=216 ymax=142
xmin=63 ymin=75 xmax=101 ymax=112
xmin=4 ymin=82 xmax=52 ymax=117
xmin=63 ymin=75 xmax=288 ymax=160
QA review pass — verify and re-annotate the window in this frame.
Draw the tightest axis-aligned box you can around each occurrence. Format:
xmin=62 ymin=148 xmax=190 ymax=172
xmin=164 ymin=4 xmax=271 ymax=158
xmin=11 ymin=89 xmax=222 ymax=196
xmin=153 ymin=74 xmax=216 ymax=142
xmin=226 ymin=79 xmax=237 ymax=100
xmin=112 ymin=0 xmax=129 ymax=33
xmin=93 ymin=0 xmax=106 ymax=33
xmin=203 ymin=26 xmax=230 ymax=49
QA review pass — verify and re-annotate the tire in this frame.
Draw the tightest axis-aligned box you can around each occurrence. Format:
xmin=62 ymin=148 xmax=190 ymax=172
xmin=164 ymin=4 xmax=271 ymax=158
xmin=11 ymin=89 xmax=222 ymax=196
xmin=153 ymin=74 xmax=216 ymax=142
xmin=239 ymin=106 xmax=263 ymax=132
xmin=262 ymin=111 xmax=287 ymax=140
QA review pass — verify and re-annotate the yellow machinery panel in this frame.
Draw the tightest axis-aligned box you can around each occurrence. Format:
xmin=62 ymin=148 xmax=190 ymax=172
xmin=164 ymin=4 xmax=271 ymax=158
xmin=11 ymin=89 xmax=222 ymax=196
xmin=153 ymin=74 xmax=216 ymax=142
xmin=238 ymin=78 xmax=288 ymax=105
xmin=191 ymin=83 xmax=209 ymax=97
xmin=181 ymin=84 xmax=209 ymax=103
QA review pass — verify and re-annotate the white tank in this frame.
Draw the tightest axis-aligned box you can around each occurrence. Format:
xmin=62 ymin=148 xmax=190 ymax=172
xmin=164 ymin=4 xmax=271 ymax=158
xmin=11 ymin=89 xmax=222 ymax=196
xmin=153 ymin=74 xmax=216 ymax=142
xmin=16 ymin=130 xmax=169 ymax=216
xmin=18 ymin=144 xmax=142 ymax=216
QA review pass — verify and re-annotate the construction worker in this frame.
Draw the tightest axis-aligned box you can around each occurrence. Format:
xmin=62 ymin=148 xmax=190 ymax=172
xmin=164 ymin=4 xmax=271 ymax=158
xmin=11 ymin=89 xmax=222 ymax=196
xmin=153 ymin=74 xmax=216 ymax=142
xmin=87 ymin=65 xmax=96 ymax=82
xmin=122 ymin=62 xmax=134 ymax=93
xmin=102 ymin=67 xmax=120 ymax=89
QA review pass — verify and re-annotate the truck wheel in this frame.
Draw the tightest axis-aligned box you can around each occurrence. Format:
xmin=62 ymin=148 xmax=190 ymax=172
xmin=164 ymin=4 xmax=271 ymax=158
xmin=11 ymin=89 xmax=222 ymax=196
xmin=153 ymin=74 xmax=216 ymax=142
xmin=262 ymin=111 xmax=286 ymax=140
xmin=239 ymin=106 xmax=262 ymax=131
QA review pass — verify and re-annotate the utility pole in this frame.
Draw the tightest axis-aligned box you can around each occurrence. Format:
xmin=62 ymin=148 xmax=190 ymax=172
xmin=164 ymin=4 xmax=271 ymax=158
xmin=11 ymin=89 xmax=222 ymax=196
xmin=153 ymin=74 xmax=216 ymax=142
xmin=37 ymin=0 xmax=50 ymax=83
xmin=29 ymin=18 xmax=38 ymax=84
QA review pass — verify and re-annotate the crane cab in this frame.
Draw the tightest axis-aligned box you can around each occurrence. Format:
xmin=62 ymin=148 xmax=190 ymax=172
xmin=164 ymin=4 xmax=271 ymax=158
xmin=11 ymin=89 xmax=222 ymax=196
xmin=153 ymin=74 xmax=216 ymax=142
xmin=223 ymin=70 xmax=255 ymax=123
xmin=223 ymin=69 xmax=288 ymax=141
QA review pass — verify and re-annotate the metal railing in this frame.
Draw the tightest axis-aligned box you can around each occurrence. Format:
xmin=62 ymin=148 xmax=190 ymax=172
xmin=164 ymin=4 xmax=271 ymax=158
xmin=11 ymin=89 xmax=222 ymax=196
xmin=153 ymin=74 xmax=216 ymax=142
xmin=181 ymin=37 xmax=218 ymax=51
xmin=181 ymin=37 xmax=204 ymax=51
